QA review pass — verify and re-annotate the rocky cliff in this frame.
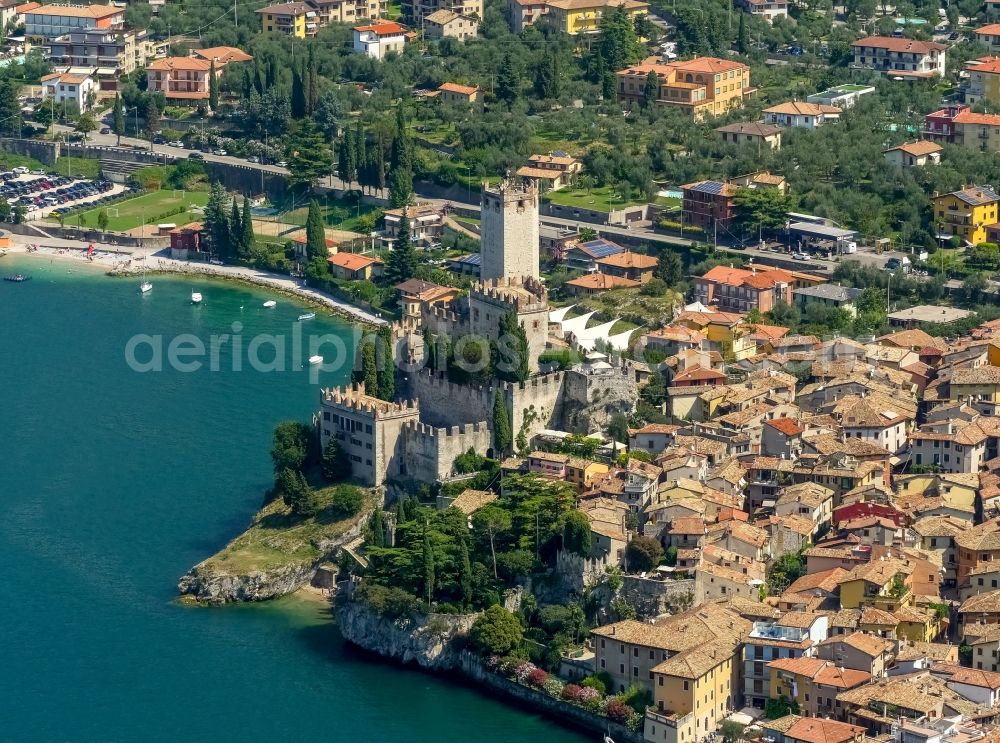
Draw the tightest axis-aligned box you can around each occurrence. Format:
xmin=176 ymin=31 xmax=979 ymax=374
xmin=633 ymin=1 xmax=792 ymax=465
xmin=178 ymin=561 xmax=317 ymax=604
xmin=335 ymin=596 xmax=478 ymax=670
xmin=177 ymin=505 xmax=369 ymax=605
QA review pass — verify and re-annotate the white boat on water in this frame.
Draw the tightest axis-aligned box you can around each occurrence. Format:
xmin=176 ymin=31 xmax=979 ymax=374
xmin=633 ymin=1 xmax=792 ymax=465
xmin=140 ymin=280 xmax=152 ymax=294
xmin=191 ymin=291 xmax=202 ymax=304
xmin=298 ymin=312 xmax=315 ymax=321
xmin=308 ymin=355 xmax=323 ymax=365
xmin=263 ymin=300 xmax=276 ymax=308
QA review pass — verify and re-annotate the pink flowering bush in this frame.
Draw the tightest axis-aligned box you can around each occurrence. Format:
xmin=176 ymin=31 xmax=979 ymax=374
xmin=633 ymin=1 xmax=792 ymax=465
xmin=605 ymin=698 xmax=632 ymax=724
xmin=562 ymin=684 xmax=583 ymax=702
xmin=577 ymin=686 xmax=601 ymax=705
xmin=527 ymin=668 xmax=549 ymax=687
xmin=513 ymin=660 xmax=537 ymax=684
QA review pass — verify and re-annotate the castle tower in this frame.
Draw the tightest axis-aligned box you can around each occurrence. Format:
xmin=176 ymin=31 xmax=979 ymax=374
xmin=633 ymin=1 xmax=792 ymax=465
xmin=480 ymin=177 xmax=539 ymax=282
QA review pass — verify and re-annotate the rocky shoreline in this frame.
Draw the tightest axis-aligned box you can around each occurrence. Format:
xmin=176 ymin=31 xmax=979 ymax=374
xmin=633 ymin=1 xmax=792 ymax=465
xmin=177 ymin=507 xmax=369 ymax=606
xmin=335 ymin=592 xmax=644 ymax=743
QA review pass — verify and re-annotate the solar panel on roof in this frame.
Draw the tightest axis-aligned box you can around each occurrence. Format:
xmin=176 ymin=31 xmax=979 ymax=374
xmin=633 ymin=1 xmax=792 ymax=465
xmin=579 ymin=239 xmax=623 ymax=258
xmin=458 ymin=253 xmax=481 ymax=265
xmin=692 ymin=181 xmax=726 ymax=195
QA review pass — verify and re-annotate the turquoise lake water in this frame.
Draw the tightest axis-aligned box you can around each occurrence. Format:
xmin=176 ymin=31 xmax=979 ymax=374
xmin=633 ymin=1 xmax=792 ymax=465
xmin=0 ymin=256 xmax=588 ymax=743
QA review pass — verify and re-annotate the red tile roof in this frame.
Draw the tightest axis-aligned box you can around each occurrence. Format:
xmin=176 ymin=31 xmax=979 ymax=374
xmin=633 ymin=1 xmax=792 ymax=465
xmin=765 ymin=417 xmax=803 ymax=436
xmin=328 ymin=253 xmax=383 ymax=270
xmin=852 ymin=36 xmax=946 ymax=53
xmin=354 ymin=20 xmax=407 ymax=34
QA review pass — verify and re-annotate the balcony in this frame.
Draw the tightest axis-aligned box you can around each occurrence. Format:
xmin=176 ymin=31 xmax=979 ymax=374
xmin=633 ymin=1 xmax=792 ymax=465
xmin=647 ymin=708 xmax=694 ymax=729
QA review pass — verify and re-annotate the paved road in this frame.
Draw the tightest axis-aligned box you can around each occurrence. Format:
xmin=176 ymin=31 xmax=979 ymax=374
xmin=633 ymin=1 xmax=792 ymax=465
xmin=51 ymin=126 xmax=905 ymax=274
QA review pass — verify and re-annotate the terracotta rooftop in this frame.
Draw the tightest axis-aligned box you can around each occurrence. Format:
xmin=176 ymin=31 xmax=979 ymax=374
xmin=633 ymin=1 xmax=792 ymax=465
xmin=852 ymin=35 xmax=946 ymax=53
xmin=328 ymin=253 xmax=383 ymax=270
xmin=765 ymin=101 xmax=841 ymax=116
xmin=785 ymin=717 xmax=866 ymax=743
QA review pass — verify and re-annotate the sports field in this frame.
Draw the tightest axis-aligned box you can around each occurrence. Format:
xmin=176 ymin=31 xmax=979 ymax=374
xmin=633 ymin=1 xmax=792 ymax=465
xmin=72 ymin=190 xmax=209 ymax=231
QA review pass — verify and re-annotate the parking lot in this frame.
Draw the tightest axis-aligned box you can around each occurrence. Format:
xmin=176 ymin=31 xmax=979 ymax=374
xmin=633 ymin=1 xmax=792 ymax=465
xmin=0 ymin=169 xmax=127 ymax=220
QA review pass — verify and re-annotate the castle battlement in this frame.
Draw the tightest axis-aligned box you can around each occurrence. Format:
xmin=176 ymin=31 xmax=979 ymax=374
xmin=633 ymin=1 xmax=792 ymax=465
xmin=320 ymin=383 xmax=418 ymax=419
xmin=404 ymin=420 xmax=490 ymax=438
xmin=415 ymin=369 xmax=497 ymax=400
xmin=472 ymin=275 xmax=548 ymax=312
xmin=498 ymin=370 xmax=565 ymax=394
xmin=482 ymin=177 xmax=538 ymax=204
xmin=429 ymin=304 xmax=465 ymax=325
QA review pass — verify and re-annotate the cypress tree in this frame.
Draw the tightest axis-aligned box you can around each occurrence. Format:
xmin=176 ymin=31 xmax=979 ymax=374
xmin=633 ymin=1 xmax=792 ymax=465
xmin=338 ymin=130 xmax=354 ymax=185
xmin=305 ymin=199 xmax=328 ymax=258
xmin=458 ymin=538 xmax=472 ymax=608
xmin=266 ymin=56 xmax=279 ymax=90
xmin=112 ymin=93 xmax=124 ymax=145
xmin=241 ymin=197 xmax=254 ymax=258
xmin=388 ymin=108 xmax=412 ymax=207
xmin=307 ymin=42 xmax=318 ymax=115
xmin=385 ymin=210 xmax=416 ymax=283
xmin=354 ymin=123 xmax=368 ymax=192
xmin=369 ymin=509 xmax=386 ymax=547
xmin=241 ymin=67 xmax=254 ymax=101
xmin=423 ymin=521 xmax=435 ymax=605
xmin=229 ymin=197 xmax=241 ymax=251
xmin=361 ymin=341 xmax=378 ymax=393
xmin=376 ymin=325 xmax=396 ymax=401
xmin=204 ymin=181 xmax=231 ymax=259
xmin=492 ymin=392 xmax=512 ymax=454
xmin=737 ymin=13 xmax=749 ymax=55
xmin=209 ymin=59 xmax=219 ymax=110
xmin=291 ymin=64 xmax=306 ymax=119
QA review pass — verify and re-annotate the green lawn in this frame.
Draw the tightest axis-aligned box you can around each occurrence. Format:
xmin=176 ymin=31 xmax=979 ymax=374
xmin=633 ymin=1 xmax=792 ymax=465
xmin=544 ymin=184 xmax=649 ymax=211
xmin=0 ymin=152 xmax=100 ymax=179
xmin=71 ymin=190 xmax=209 ymax=231
xmin=197 ymin=485 xmax=373 ymax=576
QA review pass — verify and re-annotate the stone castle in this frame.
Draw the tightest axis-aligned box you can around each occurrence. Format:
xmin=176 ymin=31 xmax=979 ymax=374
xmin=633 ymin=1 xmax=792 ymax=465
xmin=318 ymin=177 xmax=640 ymax=487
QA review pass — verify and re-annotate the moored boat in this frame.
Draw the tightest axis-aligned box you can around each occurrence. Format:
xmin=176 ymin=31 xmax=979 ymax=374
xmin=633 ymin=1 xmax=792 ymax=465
xmin=191 ymin=291 xmax=203 ymax=304
xmin=4 ymin=274 xmax=31 ymax=282
xmin=298 ymin=312 xmax=315 ymax=320
xmin=309 ymin=355 xmax=323 ymax=365
xmin=263 ymin=300 xmax=276 ymax=308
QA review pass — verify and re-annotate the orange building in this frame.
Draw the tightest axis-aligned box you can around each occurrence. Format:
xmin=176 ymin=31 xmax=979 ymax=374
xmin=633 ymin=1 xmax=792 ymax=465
xmin=616 ymin=56 xmax=753 ymax=120
xmin=694 ymin=265 xmax=793 ymax=313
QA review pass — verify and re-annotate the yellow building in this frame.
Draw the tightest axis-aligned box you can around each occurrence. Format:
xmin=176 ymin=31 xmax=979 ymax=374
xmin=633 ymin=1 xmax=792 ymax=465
xmin=674 ymin=310 xmax=756 ymax=361
xmin=617 ymin=57 xmax=753 ymax=121
xmin=967 ymin=57 xmax=1000 ymax=105
xmin=543 ymin=0 xmax=647 ymax=34
xmin=565 ymin=457 xmax=610 ymax=490
xmin=951 ymin=365 xmax=1000 ymax=402
xmin=592 ymin=603 xmax=750 ymax=743
xmin=894 ymin=605 xmax=942 ymax=643
xmin=255 ymin=1 xmax=317 ymax=37
xmin=932 ymin=186 xmax=1000 ymax=246
xmin=838 ymin=558 xmax=913 ymax=611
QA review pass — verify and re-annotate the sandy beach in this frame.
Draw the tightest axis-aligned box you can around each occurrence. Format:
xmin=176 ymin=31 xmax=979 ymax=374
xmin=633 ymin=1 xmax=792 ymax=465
xmin=3 ymin=240 xmax=387 ymax=327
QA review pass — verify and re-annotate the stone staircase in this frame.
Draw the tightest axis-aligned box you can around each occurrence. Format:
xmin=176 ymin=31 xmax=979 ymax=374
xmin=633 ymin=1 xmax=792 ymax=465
xmin=98 ymin=158 xmax=149 ymax=183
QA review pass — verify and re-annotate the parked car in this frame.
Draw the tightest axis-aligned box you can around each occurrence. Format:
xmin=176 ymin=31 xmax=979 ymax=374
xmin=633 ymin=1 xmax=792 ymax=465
xmin=188 ymin=152 xmax=204 ymax=160
xmin=212 ymin=149 xmax=227 ymax=156
xmin=792 ymin=251 xmax=810 ymax=260
xmin=246 ymin=155 xmax=259 ymax=163
xmin=12 ymin=166 xmax=28 ymax=174
xmin=100 ymin=127 xmax=110 ymax=135
xmin=276 ymin=160 xmax=287 ymax=168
